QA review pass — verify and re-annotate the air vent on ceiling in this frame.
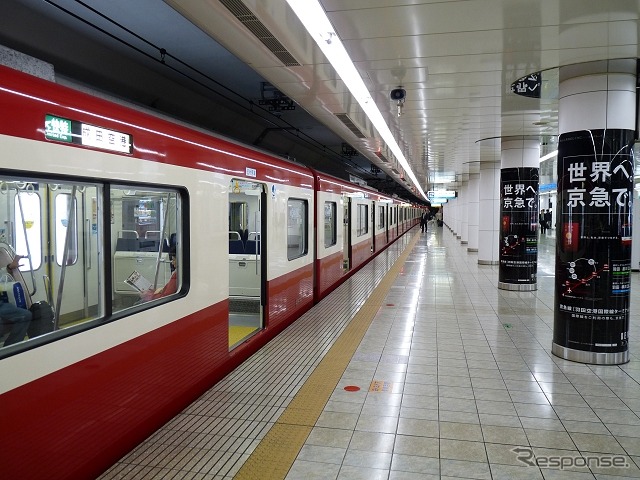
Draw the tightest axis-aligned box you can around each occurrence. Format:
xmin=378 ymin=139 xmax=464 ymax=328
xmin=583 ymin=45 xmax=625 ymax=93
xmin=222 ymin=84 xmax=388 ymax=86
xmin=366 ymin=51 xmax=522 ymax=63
xmin=374 ymin=150 xmax=389 ymax=163
xmin=220 ymin=0 xmax=301 ymax=67
xmin=335 ymin=114 xmax=366 ymax=138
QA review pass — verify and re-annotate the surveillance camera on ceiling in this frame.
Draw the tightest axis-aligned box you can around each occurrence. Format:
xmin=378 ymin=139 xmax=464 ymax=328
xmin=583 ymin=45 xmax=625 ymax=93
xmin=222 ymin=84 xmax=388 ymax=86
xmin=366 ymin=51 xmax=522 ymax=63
xmin=390 ymin=88 xmax=406 ymax=101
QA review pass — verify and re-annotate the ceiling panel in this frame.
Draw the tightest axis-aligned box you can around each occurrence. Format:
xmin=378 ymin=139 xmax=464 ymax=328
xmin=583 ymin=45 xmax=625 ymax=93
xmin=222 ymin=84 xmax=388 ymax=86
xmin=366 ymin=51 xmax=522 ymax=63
xmin=2 ymin=0 xmax=637 ymax=202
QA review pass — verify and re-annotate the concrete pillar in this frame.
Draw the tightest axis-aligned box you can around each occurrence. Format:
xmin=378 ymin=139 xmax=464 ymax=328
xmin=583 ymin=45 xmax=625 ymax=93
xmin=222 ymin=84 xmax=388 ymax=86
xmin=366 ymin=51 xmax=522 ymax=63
xmin=478 ymin=139 xmax=500 ymax=265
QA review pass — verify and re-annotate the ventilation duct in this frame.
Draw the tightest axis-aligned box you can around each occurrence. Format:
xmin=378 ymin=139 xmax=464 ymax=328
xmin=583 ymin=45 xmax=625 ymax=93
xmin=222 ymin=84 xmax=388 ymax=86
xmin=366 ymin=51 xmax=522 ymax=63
xmin=335 ymin=114 xmax=366 ymax=138
xmin=220 ymin=0 xmax=301 ymax=66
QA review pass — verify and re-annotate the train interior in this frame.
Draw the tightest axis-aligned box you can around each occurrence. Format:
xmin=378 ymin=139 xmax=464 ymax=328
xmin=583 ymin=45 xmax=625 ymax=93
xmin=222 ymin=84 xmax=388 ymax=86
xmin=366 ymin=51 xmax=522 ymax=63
xmin=228 ymin=179 xmax=264 ymax=348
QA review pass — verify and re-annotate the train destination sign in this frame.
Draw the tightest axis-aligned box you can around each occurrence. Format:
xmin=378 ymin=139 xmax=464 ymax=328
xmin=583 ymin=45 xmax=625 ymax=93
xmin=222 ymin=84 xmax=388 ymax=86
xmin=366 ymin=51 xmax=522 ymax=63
xmin=45 ymin=114 xmax=132 ymax=154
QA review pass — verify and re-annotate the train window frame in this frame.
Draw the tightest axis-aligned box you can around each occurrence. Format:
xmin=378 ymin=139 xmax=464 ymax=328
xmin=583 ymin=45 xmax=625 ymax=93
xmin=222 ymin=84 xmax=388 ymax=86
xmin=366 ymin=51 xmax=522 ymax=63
xmin=323 ymin=201 xmax=337 ymax=248
xmin=378 ymin=205 xmax=385 ymax=229
xmin=0 ymin=173 xmax=189 ymax=359
xmin=287 ymin=198 xmax=308 ymax=260
xmin=111 ymin=186 xmax=183 ymax=313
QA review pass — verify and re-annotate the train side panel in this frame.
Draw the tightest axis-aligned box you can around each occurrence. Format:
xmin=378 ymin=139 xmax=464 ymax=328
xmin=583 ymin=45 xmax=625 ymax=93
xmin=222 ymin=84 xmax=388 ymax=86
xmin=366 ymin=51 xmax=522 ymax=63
xmin=0 ymin=66 xmax=315 ymax=480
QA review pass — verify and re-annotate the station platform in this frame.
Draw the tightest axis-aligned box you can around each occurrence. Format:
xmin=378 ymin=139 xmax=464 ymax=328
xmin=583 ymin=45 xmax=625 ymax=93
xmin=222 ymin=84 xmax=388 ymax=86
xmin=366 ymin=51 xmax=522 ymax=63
xmin=100 ymin=225 xmax=640 ymax=480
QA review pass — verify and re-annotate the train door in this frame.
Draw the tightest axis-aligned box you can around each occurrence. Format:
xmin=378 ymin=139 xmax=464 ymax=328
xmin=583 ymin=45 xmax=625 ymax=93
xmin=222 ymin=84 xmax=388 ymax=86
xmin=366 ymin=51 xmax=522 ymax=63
xmin=228 ymin=179 xmax=265 ymax=349
xmin=342 ymin=196 xmax=351 ymax=270
xmin=48 ymin=185 xmax=97 ymax=322
xmin=385 ymin=204 xmax=389 ymax=243
xmin=371 ymin=200 xmax=376 ymax=252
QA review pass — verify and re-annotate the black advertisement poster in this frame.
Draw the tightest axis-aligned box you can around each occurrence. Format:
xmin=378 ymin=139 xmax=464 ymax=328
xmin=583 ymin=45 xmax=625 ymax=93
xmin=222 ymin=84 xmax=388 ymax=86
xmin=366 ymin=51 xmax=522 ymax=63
xmin=499 ymin=167 xmax=539 ymax=286
xmin=554 ymin=129 xmax=634 ymax=355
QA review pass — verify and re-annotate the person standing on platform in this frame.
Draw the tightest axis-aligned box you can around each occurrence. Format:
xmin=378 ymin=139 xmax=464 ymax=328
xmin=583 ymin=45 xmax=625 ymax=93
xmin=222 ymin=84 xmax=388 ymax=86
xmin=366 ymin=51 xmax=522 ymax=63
xmin=544 ymin=209 xmax=552 ymax=233
xmin=539 ymin=209 xmax=547 ymax=234
xmin=420 ymin=210 xmax=428 ymax=233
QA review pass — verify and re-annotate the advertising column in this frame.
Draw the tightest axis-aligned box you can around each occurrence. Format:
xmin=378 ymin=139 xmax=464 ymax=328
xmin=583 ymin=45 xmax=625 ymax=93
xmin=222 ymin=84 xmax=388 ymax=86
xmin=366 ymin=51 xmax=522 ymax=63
xmin=552 ymin=60 xmax=636 ymax=364
xmin=498 ymin=138 xmax=539 ymax=291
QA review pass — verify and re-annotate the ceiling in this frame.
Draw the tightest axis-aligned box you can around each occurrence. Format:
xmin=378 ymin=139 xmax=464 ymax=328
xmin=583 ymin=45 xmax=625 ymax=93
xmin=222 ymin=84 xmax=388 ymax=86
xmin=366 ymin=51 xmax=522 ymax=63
xmin=1 ymin=0 xmax=639 ymax=203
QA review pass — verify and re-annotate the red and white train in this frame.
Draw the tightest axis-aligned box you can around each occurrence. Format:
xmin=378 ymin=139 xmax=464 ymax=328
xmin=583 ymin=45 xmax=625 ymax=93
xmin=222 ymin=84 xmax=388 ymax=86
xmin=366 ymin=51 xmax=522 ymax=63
xmin=0 ymin=65 xmax=420 ymax=479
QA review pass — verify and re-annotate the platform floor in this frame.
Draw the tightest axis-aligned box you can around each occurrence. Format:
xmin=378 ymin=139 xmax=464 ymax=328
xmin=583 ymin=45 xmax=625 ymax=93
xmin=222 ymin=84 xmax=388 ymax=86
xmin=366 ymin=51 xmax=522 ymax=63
xmin=100 ymin=225 xmax=640 ymax=480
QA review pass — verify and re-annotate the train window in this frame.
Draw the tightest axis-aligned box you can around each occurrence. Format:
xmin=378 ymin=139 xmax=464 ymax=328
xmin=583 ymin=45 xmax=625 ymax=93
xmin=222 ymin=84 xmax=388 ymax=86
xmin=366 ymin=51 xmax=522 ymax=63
xmin=229 ymin=201 xmax=248 ymax=233
xmin=13 ymin=188 xmax=43 ymax=270
xmin=378 ymin=206 xmax=385 ymax=229
xmin=0 ymin=177 xmax=103 ymax=353
xmin=55 ymin=194 xmax=78 ymax=266
xmin=324 ymin=201 xmax=336 ymax=248
xmin=356 ymin=204 xmax=368 ymax=237
xmin=287 ymin=199 xmax=308 ymax=260
xmin=111 ymin=187 xmax=181 ymax=312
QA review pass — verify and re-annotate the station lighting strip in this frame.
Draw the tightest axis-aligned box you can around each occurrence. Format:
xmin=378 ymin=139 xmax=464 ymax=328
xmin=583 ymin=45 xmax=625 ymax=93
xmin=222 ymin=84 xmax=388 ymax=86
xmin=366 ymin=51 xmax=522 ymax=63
xmin=286 ymin=0 xmax=428 ymax=201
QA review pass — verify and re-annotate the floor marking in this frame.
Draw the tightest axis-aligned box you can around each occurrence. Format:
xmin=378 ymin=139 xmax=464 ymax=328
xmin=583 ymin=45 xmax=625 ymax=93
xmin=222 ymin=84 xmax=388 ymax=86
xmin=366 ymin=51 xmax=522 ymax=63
xmin=369 ymin=380 xmax=393 ymax=392
xmin=235 ymin=232 xmax=420 ymax=480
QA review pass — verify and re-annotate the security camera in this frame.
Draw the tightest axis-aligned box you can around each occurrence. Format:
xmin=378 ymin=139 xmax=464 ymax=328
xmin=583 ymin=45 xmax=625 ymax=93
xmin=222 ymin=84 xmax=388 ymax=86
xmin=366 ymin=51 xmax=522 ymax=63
xmin=390 ymin=88 xmax=406 ymax=101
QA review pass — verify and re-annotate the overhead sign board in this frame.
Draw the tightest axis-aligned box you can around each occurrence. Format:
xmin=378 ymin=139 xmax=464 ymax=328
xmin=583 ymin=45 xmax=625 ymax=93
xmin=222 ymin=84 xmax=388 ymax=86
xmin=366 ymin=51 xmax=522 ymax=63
xmin=511 ymin=72 xmax=541 ymax=98
xmin=428 ymin=190 xmax=456 ymax=199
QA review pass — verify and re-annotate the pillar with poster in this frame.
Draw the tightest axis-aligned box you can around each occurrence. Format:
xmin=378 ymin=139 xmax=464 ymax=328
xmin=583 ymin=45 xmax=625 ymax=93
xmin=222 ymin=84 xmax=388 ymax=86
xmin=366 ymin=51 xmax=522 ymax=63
xmin=553 ymin=129 xmax=634 ymax=364
xmin=498 ymin=167 xmax=539 ymax=290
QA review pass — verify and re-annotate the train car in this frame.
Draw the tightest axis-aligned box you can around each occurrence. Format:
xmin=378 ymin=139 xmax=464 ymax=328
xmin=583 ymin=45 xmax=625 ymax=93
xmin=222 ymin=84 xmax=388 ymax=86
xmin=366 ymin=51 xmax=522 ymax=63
xmin=0 ymin=65 xmax=416 ymax=479
xmin=313 ymin=171 xmax=400 ymax=301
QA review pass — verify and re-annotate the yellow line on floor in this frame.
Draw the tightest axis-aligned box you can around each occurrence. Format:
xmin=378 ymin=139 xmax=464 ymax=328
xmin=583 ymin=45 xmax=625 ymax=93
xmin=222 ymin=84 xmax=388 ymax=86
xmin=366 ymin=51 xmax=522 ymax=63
xmin=235 ymin=232 xmax=420 ymax=480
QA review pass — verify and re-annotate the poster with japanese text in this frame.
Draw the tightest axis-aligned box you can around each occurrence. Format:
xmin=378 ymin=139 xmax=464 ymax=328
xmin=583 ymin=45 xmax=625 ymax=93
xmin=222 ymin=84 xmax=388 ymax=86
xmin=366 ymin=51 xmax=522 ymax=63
xmin=554 ymin=129 xmax=634 ymax=354
xmin=499 ymin=167 xmax=539 ymax=286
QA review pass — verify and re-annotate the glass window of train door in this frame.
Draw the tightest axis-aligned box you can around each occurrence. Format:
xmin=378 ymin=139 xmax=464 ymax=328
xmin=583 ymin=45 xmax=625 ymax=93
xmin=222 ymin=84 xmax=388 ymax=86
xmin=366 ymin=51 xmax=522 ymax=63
xmin=324 ymin=201 xmax=336 ymax=248
xmin=13 ymin=186 xmax=43 ymax=270
xmin=51 ymin=183 xmax=102 ymax=328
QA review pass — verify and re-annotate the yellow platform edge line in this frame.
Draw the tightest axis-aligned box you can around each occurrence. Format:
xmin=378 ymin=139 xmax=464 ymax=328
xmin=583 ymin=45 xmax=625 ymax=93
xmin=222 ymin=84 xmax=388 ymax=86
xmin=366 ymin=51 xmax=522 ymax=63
xmin=235 ymin=232 xmax=420 ymax=480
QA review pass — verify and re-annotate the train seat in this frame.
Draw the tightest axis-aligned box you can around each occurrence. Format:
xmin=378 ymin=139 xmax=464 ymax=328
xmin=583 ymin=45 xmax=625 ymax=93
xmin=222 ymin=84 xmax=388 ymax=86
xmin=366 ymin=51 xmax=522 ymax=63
xmin=244 ymin=240 xmax=260 ymax=255
xmin=115 ymin=238 xmax=139 ymax=252
xmin=229 ymin=231 xmax=246 ymax=253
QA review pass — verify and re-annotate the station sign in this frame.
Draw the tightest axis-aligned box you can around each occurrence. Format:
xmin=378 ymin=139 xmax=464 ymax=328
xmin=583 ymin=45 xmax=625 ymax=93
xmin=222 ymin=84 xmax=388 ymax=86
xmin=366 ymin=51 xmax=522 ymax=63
xmin=427 ymin=190 xmax=456 ymax=199
xmin=45 ymin=114 xmax=132 ymax=154
xmin=510 ymin=72 xmax=541 ymax=98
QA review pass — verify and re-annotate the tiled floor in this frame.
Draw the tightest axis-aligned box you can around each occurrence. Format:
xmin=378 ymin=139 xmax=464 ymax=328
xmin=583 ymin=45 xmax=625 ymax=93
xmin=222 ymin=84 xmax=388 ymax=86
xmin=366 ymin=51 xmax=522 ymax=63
xmin=101 ymin=225 xmax=640 ymax=480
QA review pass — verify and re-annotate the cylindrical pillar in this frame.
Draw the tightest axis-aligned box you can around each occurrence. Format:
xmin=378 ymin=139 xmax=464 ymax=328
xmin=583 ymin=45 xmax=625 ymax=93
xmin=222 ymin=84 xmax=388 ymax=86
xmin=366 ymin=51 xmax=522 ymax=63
xmin=460 ymin=174 xmax=469 ymax=244
xmin=478 ymin=139 xmax=500 ymax=265
xmin=498 ymin=137 xmax=539 ymax=291
xmin=467 ymin=170 xmax=480 ymax=252
xmin=553 ymin=60 xmax=636 ymax=365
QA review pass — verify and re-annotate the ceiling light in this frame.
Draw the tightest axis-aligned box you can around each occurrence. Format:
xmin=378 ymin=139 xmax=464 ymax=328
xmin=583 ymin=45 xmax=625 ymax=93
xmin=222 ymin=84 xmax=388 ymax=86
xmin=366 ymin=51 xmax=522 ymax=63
xmin=286 ymin=0 xmax=427 ymax=201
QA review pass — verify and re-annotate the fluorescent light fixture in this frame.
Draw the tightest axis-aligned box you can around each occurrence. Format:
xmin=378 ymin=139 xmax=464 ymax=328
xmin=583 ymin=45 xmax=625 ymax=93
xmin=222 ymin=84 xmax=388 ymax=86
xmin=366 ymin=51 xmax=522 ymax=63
xmin=286 ymin=0 xmax=427 ymax=200
xmin=539 ymin=150 xmax=558 ymax=162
